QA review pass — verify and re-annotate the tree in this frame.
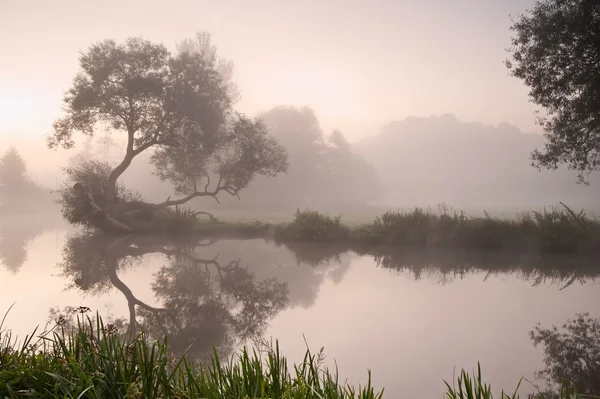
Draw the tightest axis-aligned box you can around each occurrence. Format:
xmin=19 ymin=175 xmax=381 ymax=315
xmin=49 ymin=36 xmax=287 ymax=232
xmin=0 ymin=146 xmax=27 ymax=188
xmin=57 ymin=160 xmax=141 ymax=227
xmin=0 ymin=147 xmax=28 ymax=208
xmin=0 ymin=146 xmax=54 ymax=213
xmin=176 ymin=30 xmax=241 ymax=104
xmin=241 ymin=106 xmax=383 ymax=208
xmin=506 ymin=0 xmax=600 ymax=183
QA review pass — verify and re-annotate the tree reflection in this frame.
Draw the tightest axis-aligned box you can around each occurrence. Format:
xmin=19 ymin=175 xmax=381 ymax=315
xmin=354 ymin=247 xmax=600 ymax=289
xmin=0 ymin=217 xmax=61 ymax=274
xmin=57 ymin=234 xmax=289 ymax=362
xmin=530 ymin=313 xmax=600 ymax=397
xmin=0 ymin=236 xmax=27 ymax=274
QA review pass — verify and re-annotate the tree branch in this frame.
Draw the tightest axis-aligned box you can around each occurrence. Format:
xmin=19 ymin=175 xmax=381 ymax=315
xmin=154 ymin=172 xmax=240 ymax=208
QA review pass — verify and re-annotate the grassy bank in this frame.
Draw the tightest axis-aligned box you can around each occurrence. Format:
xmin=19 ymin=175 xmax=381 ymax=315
xmin=121 ymin=203 xmax=600 ymax=255
xmin=274 ymin=205 xmax=600 ymax=255
xmin=0 ymin=313 xmax=590 ymax=398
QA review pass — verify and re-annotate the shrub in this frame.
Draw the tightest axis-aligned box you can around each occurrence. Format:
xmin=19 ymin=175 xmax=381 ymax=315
xmin=57 ymin=160 xmax=141 ymax=228
xmin=276 ymin=209 xmax=350 ymax=241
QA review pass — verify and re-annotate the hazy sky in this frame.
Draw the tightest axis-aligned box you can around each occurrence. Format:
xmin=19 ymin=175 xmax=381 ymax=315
xmin=1 ymin=0 xmax=539 ymax=144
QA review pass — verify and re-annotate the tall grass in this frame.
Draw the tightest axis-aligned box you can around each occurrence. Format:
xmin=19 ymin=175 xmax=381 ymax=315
xmin=444 ymin=363 xmax=597 ymax=399
xmin=283 ymin=204 xmax=600 ymax=255
xmin=1 ymin=311 xmax=597 ymax=398
xmin=0 ymin=312 xmax=383 ymax=398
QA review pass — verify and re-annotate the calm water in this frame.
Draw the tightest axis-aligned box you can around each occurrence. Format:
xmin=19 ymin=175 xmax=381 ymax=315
xmin=1 ymin=220 xmax=599 ymax=398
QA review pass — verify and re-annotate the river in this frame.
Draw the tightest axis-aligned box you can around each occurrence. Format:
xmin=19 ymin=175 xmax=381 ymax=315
xmin=0 ymin=220 xmax=598 ymax=397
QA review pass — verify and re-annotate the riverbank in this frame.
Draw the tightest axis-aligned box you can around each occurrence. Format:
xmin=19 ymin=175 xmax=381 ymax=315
xmin=147 ymin=204 xmax=600 ymax=256
xmin=0 ymin=313 xmax=586 ymax=398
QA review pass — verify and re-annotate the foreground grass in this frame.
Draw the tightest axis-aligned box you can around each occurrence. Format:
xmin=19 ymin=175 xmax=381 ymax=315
xmin=444 ymin=365 xmax=595 ymax=399
xmin=0 ymin=313 xmax=594 ymax=398
xmin=0 ymin=313 xmax=382 ymax=398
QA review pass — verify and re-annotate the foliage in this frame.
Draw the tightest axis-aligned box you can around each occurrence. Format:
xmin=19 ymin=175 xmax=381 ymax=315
xmin=350 ymin=204 xmax=600 ymax=254
xmin=444 ymin=364 xmax=587 ymax=399
xmin=530 ymin=313 xmax=600 ymax=396
xmin=506 ymin=0 xmax=600 ymax=182
xmin=276 ymin=209 xmax=351 ymax=241
xmin=151 ymin=113 xmax=288 ymax=198
xmin=0 ymin=312 xmax=383 ymax=398
xmin=1 ymin=311 xmax=597 ymax=398
xmin=49 ymin=34 xmax=288 ymax=216
xmin=57 ymin=159 xmax=141 ymax=227
xmin=176 ymin=30 xmax=241 ymax=103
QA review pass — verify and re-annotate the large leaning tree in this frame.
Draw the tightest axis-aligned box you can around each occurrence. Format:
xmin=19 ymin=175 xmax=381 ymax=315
xmin=48 ymin=35 xmax=288 ymax=233
xmin=506 ymin=0 xmax=600 ymax=183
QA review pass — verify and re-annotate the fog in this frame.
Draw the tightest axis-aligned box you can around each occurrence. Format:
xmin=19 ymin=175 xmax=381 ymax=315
xmin=2 ymin=0 xmax=596 ymax=214
xmin=2 ymin=110 xmax=597 ymax=216
xmin=2 ymin=0 xmax=539 ymax=138
xmin=1 ymin=2 xmax=599 ymax=395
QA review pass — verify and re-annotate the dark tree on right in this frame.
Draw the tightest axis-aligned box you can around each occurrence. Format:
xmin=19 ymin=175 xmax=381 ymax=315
xmin=506 ymin=0 xmax=600 ymax=183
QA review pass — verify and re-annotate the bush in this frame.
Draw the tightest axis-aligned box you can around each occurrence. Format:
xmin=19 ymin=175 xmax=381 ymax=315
xmin=275 ymin=209 xmax=351 ymax=241
xmin=57 ymin=160 xmax=141 ymax=228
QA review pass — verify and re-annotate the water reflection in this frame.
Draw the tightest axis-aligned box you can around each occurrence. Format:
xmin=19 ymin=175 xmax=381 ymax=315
xmin=361 ymin=247 xmax=599 ymax=289
xmin=280 ymin=243 xmax=600 ymax=290
xmin=57 ymin=234 xmax=292 ymax=361
xmin=531 ymin=313 xmax=600 ymax=397
xmin=0 ymin=216 xmax=63 ymax=273
xmin=39 ymin=232 xmax=600 ymax=396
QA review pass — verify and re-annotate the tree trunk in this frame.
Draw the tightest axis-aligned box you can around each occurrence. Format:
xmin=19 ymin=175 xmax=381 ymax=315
xmin=74 ymin=182 xmax=132 ymax=233
xmin=105 ymin=154 xmax=133 ymax=206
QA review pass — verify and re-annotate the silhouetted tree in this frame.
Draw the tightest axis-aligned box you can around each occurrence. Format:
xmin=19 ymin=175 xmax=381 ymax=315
xmin=506 ymin=0 xmax=600 ymax=183
xmin=0 ymin=147 xmax=28 ymax=209
xmin=0 ymin=147 xmax=53 ymax=213
xmin=0 ymin=147 xmax=27 ymax=186
xmin=49 ymin=36 xmax=287 ymax=232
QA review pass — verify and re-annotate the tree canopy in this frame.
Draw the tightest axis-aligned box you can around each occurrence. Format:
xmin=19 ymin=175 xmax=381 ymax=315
xmin=49 ymin=34 xmax=288 ymax=232
xmin=506 ymin=0 xmax=600 ymax=182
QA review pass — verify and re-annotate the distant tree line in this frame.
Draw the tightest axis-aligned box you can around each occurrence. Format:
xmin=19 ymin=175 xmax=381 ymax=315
xmin=0 ymin=147 xmax=55 ymax=214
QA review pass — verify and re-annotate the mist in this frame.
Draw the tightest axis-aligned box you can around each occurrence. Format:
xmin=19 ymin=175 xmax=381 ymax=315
xmin=1 ymin=0 xmax=600 ymax=397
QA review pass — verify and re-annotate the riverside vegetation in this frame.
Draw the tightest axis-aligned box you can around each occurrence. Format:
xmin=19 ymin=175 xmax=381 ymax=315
xmin=0 ymin=310 xmax=597 ymax=398
xmin=144 ymin=203 xmax=600 ymax=257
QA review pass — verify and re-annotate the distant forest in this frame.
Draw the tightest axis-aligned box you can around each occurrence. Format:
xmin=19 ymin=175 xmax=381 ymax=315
xmin=0 ymin=147 xmax=56 ymax=214
xmin=106 ymin=110 xmax=596 ymax=212
xmin=5 ymin=113 xmax=598 ymax=215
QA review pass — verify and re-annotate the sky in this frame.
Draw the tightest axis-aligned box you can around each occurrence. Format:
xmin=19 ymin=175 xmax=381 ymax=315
xmin=1 ymin=0 xmax=540 ymax=147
